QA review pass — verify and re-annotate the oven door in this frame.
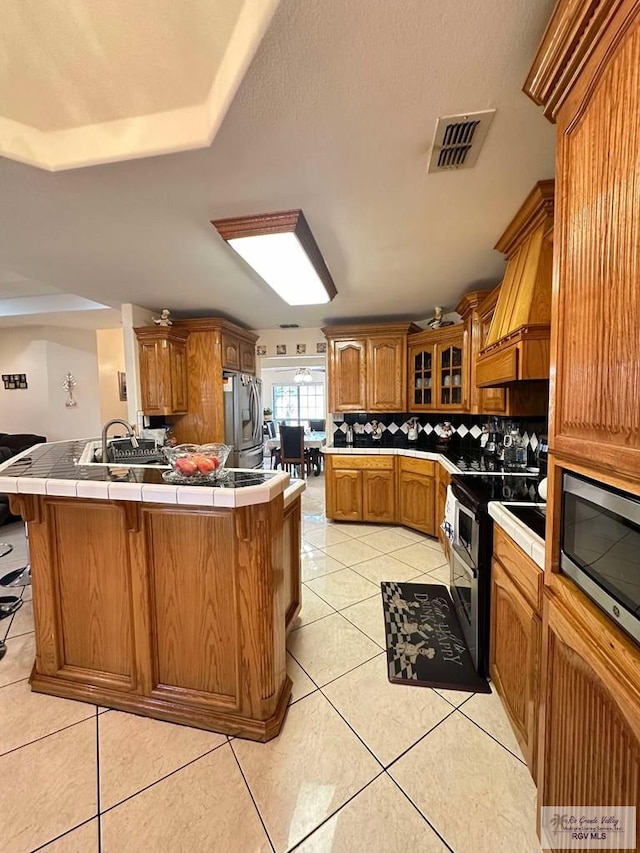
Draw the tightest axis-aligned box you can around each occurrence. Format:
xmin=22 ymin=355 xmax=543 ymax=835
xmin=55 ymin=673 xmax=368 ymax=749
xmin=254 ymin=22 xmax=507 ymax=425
xmin=449 ymin=544 xmax=479 ymax=670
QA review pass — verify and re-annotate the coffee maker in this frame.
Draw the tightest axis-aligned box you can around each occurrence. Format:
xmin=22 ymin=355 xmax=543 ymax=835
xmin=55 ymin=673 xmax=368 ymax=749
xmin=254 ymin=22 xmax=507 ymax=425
xmin=482 ymin=418 xmax=503 ymax=458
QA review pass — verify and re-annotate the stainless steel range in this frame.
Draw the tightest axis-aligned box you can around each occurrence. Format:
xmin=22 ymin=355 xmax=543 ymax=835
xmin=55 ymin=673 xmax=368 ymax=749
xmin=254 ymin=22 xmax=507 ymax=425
xmin=449 ymin=473 xmax=544 ymax=676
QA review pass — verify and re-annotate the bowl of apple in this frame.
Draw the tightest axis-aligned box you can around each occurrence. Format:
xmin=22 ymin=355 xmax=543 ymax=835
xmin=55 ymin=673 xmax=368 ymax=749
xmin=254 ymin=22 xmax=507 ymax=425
xmin=162 ymin=443 xmax=232 ymax=484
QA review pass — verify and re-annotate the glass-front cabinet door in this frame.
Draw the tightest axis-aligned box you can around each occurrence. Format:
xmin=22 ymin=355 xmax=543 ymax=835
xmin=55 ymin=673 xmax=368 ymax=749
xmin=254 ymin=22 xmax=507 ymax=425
xmin=409 ymin=342 xmax=436 ymax=410
xmin=438 ymin=341 xmax=464 ymax=407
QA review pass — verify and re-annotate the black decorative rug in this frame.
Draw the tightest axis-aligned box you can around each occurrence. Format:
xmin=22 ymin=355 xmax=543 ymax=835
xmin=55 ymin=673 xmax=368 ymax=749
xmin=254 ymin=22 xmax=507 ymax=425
xmin=381 ymin=581 xmax=491 ymax=693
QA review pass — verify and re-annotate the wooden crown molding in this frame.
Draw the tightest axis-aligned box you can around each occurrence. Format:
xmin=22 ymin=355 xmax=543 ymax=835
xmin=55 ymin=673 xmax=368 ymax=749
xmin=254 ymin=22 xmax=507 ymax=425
xmin=455 ymin=289 xmax=495 ymax=319
xmin=494 ymin=180 xmax=555 ymax=256
xmin=173 ymin=317 xmax=258 ymax=342
xmin=523 ymin=0 xmax=627 ymax=120
xmin=133 ymin=326 xmax=189 ymax=343
xmin=211 ymin=209 xmax=338 ymax=303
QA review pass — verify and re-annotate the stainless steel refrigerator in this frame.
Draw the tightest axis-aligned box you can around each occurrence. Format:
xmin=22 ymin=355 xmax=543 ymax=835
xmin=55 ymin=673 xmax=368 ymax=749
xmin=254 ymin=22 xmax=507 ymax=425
xmin=223 ymin=372 xmax=264 ymax=468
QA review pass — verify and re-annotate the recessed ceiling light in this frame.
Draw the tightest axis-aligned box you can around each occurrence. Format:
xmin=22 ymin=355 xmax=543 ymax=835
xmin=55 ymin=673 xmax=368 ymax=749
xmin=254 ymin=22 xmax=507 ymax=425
xmin=211 ymin=210 xmax=337 ymax=306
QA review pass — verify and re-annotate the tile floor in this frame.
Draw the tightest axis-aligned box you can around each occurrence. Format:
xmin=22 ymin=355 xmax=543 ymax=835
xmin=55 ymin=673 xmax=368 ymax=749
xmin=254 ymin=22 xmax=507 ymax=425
xmin=0 ymin=476 xmax=541 ymax=852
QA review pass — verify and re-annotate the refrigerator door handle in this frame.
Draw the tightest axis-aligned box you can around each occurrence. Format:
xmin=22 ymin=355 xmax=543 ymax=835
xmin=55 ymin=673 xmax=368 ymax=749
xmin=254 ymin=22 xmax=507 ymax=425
xmin=252 ymin=382 xmax=262 ymax=446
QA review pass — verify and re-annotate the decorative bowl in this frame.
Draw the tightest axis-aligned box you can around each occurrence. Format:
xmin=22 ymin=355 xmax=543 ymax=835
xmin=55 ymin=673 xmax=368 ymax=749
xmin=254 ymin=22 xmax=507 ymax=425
xmin=161 ymin=443 xmax=232 ymax=484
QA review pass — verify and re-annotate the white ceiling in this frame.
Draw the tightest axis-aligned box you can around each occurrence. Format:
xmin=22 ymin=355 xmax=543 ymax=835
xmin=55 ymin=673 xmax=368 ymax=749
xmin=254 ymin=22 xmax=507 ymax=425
xmin=0 ymin=0 xmax=556 ymax=331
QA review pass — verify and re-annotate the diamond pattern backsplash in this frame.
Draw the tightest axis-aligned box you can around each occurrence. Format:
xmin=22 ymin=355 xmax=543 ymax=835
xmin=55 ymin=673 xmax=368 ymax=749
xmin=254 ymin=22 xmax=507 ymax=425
xmin=330 ymin=412 xmax=547 ymax=454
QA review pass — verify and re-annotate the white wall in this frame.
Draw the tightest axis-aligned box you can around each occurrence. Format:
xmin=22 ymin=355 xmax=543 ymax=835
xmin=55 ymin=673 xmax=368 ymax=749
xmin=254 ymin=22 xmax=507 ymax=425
xmin=96 ymin=328 xmax=128 ymax=423
xmin=254 ymin=327 xmax=327 ymax=366
xmin=0 ymin=326 xmax=102 ymax=440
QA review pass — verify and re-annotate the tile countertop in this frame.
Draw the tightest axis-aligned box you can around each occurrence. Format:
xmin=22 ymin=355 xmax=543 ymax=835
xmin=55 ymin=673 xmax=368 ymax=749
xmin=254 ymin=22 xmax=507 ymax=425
xmin=488 ymin=502 xmax=545 ymax=571
xmin=321 ymin=443 xmax=461 ymax=475
xmin=0 ymin=439 xmax=301 ymax=509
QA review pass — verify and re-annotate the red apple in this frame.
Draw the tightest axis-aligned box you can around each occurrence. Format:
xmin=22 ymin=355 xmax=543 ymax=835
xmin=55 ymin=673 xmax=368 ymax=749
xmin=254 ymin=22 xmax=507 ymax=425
xmin=195 ymin=457 xmax=215 ymax=475
xmin=175 ymin=457 xmax=197 ymax=476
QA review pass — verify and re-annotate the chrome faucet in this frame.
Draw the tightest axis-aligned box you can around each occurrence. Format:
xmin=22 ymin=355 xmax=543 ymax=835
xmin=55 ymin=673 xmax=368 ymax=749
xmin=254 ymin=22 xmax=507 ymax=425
xmin=101 ymin=419 xmax=138 ymax=463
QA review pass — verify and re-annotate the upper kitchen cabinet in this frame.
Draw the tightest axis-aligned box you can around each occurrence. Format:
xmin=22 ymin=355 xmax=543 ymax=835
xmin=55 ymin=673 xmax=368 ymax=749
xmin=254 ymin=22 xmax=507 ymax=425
xmin=135 ymin=327 xmax=189 ymax=416
xmin=323 ymin=323 xmax=419 ymax=413
xmin=476 ymin=181 xmax=554 ymax=389
xmin=408 ymin=325 xmax=467 ymax=412
xmin=525 ymin=0 xmax=640 ymax=479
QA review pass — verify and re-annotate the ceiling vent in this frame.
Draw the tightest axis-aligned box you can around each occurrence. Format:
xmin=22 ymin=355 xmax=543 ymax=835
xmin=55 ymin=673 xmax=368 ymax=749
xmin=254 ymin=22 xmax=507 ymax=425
xmin=427 ymin=110 xmax=496 ymax=173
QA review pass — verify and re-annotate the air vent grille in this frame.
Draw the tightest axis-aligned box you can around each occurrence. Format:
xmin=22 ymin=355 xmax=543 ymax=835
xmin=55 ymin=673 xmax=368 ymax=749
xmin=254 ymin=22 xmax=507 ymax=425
xmin=428 ymin=110 xmax=496 ymax=173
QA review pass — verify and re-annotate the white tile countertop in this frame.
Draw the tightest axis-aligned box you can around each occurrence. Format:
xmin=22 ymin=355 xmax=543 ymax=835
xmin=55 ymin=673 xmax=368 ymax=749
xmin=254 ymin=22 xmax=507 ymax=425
xmin=488 ymin=501 xmax=545 ymax=570
xmin=321 ymin=444 xmax=461 ymax=474
xmin=0 ymin=439 xmax=299 ymax=508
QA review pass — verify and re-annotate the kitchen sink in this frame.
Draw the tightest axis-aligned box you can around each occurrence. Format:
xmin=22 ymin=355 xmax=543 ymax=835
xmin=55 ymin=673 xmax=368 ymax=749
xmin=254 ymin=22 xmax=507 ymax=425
xmin=76 ymin=440 xmax=170 ymax=469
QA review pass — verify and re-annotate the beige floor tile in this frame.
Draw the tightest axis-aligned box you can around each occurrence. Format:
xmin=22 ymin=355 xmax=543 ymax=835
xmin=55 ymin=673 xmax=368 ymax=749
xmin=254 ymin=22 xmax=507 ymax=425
xmin=301 ymin=539 xmax=317 ymax=555
xmin=330 ymin=522 xmax=391 ymax=538
xmin=303 ymin=526 xmax=352 ymax=549
xmin=358 ymin=529 xmax=418 ymax=554
xmin=0 ymin=679 xmax=95 ymax=756
xmin=287 ymin=652 xmax=316 ymax=704
xmin=234 ymin=692 xmax=381 ymax=852
xmin=391 ymin=542 xmax=448 ymax=571
xmin=340 ymin=595 xmax=386 ymax=648
xmin=322 ymin=539 xmax=384 ymax=567
xmin=101 ymin=743 xmax=271 ymax=852
xmin=411 ymin=564 xmax=451 ymax=586
xmin=350 ymin=553 xmax=422 ymax=585
xmin=0 ymin=718 xmax=97 ymax=853
xmin=39 ymin=819 xmax=99 ymax=852
xmin=0 ymin=631 xmax=35 ymax=687
xmin=302 ymin=548 xmax=345 ymax=582
xmin=305 ymin=567 xmax=378 ymax=610
xmin=324 ymin=655 xmax=453 ymax=766
xmin=433 ymin=687 xmax=474 ymax=707
xmin=459 ymin=689 xmax=525 ymax=760
xmin=287 ymin=612 xmax=381 ymax=686
xmin=6 ymin=596 xmax=33 ymax=638
xmin=390 ymin=713 xmax=541 ymax=853
xmin=393 ymin=526 xmax=439 ymax=545
xmin=99 ymin=710 xmax=226 ymax=810
xmin=297 ymin=774 xmax=448 ymax=852
xmin=297 ymin=585 xmax=335 ymax=626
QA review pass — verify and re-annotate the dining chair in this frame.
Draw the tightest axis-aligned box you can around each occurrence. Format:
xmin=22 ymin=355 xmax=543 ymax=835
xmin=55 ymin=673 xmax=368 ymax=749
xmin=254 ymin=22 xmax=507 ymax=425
xmin=279 ymin=426 xmax=312 ymax=478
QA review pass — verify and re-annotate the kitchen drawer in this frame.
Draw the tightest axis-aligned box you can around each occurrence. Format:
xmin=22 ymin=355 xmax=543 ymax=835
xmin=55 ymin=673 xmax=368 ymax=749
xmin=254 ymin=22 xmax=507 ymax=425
xmin=330 ymin=454 xmax=395 ymax=471
xmin=493 ymin=526 xmax=542 ymax=613
xmin=398 ymin=456 xmax=435 ymax=477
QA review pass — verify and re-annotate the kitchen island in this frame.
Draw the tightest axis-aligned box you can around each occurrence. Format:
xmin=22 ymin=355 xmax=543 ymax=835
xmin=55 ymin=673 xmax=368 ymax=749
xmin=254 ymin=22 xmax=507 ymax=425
xmin=0 ymin=440 xmax=304 ymax=741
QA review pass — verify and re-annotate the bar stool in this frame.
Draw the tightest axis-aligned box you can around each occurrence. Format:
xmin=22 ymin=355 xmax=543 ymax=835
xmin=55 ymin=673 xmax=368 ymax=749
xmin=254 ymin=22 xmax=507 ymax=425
xmin=0 ymin=541 xmax=23 ymax=623
xmin=0 ymin=526 xmax=31 ymax=588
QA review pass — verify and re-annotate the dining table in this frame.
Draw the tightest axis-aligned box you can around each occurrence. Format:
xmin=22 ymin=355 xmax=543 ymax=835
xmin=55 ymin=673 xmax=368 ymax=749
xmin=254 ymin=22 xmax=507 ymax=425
xmin=264 ymin=430 xmax=326 ymax=474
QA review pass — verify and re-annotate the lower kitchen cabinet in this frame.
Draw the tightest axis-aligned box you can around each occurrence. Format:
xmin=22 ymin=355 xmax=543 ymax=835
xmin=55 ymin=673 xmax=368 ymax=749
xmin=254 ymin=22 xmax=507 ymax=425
xmin=490 ymin=527 xmax=542 ymax=776
xmin=436 ymin=464 xmax=450 ymax=558
xmin=325 ymin=455 xmax=395 ymax=522
xmin=538 ymin=577 xmax=640 ymax=817
xmin=362 ymin=469 xmax=395 ymax=523
xmin=396 ymin=457 xmax=435 ymax=536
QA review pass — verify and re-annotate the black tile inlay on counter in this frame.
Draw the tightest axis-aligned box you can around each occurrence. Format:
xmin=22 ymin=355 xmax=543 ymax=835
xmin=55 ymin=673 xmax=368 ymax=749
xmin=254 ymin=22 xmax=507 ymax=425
xmin=0 ymin=440 xmax=279 ymax=488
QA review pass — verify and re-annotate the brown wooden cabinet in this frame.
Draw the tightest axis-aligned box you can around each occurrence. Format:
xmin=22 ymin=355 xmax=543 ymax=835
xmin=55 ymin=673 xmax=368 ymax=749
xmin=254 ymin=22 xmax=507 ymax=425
xmin=325 ymin=455 xmax=396 ymax=524
xmin=362 ymin=469 xmax=395 ymax=523
xmin=324 ymin=323 xmax=419 ymax=413
xmin=135 ymin=327 xmax=189 ymax=416
xmin=526 ymin=0 xmax=640 ymax=480
xmin=490 ymin=526 xmax=542 ymax=776
xmin=396 ymin=457 xmax=435 ymax=535
xmin=408 ymin=325 xmax=467 ymax=413
xmin=539 ymin=578 xmax=640 ymax=820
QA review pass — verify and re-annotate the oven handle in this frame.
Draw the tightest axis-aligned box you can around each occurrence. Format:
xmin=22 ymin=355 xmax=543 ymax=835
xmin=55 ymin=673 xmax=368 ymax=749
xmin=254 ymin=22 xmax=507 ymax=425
xmin=564 ymin=473 xmax=640 ymax=526
xmin=451 ymin=544 xmax=478 ymax=580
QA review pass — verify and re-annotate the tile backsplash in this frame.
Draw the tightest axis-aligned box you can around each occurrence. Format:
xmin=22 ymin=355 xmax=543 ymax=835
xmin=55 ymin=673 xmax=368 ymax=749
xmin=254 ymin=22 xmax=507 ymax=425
xmin=330 ymin=412 xmax=547 ymax=457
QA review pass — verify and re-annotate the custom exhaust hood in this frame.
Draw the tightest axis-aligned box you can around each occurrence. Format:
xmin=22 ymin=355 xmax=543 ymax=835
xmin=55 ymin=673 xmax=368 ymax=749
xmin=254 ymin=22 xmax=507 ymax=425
xmin=476 ymin=180 xmax=554 ymax=388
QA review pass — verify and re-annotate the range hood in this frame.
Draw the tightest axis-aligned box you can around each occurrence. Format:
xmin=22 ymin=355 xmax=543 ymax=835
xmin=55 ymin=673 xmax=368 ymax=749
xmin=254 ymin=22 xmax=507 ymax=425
xmin=476 ymin=180 xmax=554 ymax=387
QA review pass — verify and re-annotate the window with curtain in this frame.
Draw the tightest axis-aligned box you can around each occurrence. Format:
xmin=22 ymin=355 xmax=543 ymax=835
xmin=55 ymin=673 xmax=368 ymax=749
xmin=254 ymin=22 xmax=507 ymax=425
xmin=272 ymin=384 xmax=324 ymax=426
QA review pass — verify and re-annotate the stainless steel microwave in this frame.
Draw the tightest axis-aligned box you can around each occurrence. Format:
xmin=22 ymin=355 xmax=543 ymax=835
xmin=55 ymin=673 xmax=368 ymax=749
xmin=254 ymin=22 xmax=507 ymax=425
xmin=561 ymin=472 xmax=640 ymax=645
